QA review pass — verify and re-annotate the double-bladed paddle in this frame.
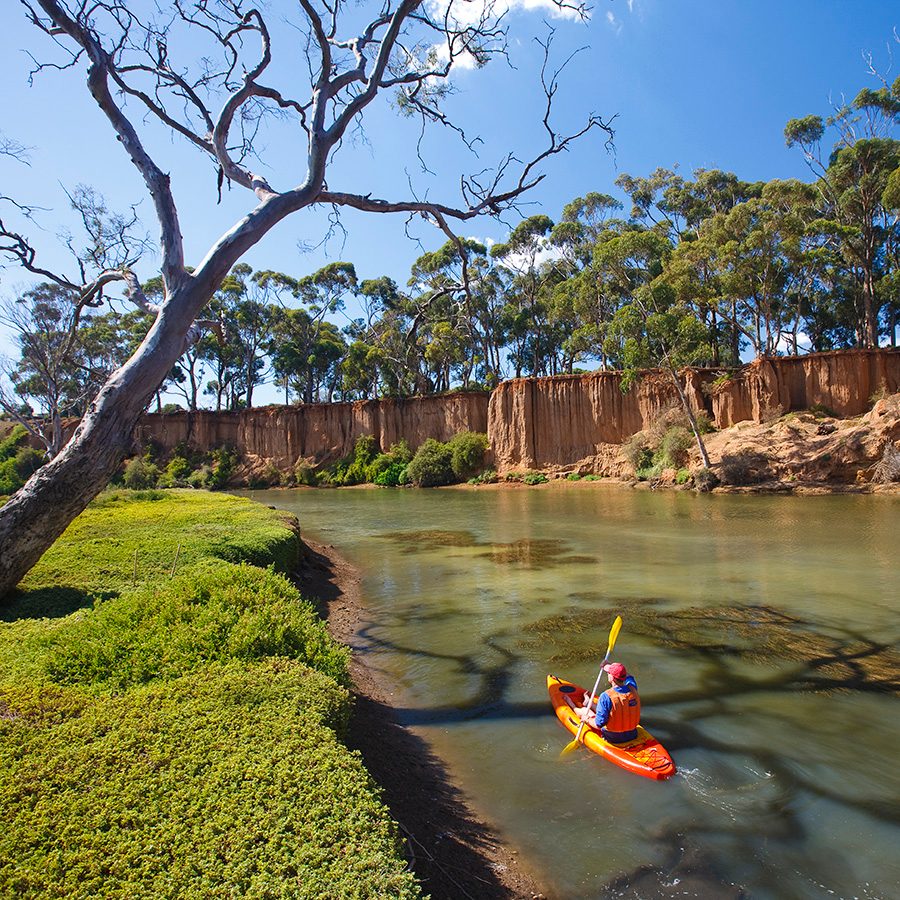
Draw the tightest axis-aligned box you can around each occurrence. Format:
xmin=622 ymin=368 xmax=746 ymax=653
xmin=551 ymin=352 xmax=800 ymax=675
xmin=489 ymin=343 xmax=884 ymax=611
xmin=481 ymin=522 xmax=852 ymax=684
xmin=561 ymin=615 xmax=623 ymax=756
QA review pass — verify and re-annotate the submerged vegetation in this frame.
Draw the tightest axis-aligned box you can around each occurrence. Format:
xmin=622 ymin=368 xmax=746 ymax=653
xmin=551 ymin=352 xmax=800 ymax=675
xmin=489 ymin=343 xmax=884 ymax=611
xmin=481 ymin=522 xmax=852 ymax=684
xmin=0 ymin=491 xmax=420 ymax=898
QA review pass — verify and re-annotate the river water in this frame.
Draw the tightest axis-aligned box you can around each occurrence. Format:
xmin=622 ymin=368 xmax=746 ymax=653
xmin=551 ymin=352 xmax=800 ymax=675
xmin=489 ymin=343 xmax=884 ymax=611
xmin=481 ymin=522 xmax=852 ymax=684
xmin=241 ymin=485 xmax=899 ymax=899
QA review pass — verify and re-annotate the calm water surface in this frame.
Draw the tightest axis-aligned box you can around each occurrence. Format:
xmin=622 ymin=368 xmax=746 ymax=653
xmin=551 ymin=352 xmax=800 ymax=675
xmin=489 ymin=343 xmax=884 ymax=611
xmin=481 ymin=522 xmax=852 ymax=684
xmin=241 ymin=485 xmax=899 ymax=900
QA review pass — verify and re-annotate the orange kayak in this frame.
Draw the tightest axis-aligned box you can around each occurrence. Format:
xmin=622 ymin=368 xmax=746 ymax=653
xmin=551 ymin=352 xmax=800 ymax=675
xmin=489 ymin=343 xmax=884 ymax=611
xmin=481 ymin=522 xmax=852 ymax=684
xmin=548 ymin=674 xmax=676 ymax=781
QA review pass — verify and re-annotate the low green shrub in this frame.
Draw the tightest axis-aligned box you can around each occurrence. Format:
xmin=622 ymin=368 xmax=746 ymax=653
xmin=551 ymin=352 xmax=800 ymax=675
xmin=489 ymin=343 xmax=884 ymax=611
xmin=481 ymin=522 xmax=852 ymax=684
xmin=122 ymin=456 xmax=161 ymax=489
xmin=675 ymin=468 xmax=691 ymax=485
xmin=566 ymin=473 xmax=582 ymax=481
xmin=373 ymin=462 xmax=408 ymax=486
xmin=623 ymin=432 xmax=653 ymax=472
xmin=406 ymin=438 xmax=454 ymax=487
xmin=658 ymin=426 xmax=694 ymax=468
xmin=522 ymin=471 xmax=549 ymax=485
xmin=582 ymin=474 xmax=603 ymax=482
xmin=0 ymin=427 xmax=44 ymax=495
xmin=718 ymin=451 xmax=772 ymax=486
xmin=448 ymin=431 xmax=488 ymax=481
xmin=0 ymin=424 xmax=29 ymax=462
xmin=293 ymin=461 xmax=318 ymax=487
xmin=0 ymin=661 xmax=421 ymax=899
xmin=468 ymin=469 xmax=498 ymax=485
xmin=18 ymin=491 xmax=301 ymax=600
xmin=693 ymin=467 xmax=720 ymax=492
xmin=42 ymin=562 xmax=349 ymax=691
xmin=159 ymin=453 xmax=193 ymax=487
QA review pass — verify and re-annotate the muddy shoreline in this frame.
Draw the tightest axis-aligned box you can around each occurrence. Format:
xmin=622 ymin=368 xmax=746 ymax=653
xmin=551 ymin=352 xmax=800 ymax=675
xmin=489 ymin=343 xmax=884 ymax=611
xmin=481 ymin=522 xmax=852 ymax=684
xmin=294 ymin=537 xmax=547 ymax=900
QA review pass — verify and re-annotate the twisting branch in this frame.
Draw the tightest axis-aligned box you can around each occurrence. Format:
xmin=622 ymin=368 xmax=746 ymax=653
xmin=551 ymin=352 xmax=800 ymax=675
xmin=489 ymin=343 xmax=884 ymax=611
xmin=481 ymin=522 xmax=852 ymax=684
xmin=29 ymin=0 xmax=186 ymax=288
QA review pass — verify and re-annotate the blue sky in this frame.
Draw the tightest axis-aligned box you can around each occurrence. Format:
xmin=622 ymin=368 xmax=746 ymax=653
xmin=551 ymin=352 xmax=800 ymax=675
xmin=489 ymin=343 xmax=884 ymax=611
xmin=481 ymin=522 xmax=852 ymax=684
xmin=1 ymin=0 xmax=898 ymax=377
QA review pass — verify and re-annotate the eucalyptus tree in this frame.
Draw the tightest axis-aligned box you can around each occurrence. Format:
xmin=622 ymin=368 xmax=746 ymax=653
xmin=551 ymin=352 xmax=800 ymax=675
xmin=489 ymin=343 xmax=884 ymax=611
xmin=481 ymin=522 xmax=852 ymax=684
xmin=0 ymin=0 xmax=609 ymax=595
xmin=0 ymin=284 xmax=86 ymax=456
xmin=491 ymin=214 xmax=559 ymax=375
xmin=549 ymin=192 xmax=624 ymax=369
xmin=605 ymin=281 xmax=713 ymax=468
xmin=407 ymin=238 xmax=496 ymax=389
xmin=785 ymin=78 xmax=900 ymax=346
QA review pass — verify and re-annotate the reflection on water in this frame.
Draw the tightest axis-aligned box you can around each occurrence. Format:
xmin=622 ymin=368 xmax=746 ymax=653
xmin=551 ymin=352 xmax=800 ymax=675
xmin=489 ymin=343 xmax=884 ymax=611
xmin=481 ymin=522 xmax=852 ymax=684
xmin=239 ymin=486 xmax=900 ymax=899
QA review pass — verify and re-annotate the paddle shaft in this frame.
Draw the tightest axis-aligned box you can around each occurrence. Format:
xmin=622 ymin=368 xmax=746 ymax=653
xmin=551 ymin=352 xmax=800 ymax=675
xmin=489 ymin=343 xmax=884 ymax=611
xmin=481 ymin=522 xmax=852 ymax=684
xmin=571 ymin=615 xmax=622 ymax=746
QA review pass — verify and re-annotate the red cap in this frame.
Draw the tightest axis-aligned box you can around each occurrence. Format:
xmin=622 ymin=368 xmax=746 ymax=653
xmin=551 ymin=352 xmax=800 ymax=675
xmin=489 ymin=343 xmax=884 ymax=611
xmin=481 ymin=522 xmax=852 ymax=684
xmin=604 ymin=662 xmax=627 ymax=681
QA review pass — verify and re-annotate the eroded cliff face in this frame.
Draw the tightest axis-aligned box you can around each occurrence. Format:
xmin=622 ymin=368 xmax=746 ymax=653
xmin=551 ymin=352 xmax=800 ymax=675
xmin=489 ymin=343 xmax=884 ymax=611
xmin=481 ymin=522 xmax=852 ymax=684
xmin=129 ymin=349 xmax=900 ymax=480
xmin=486 ymin=369 xmax=713 ymax=475
xmin=710 ymin=350 xmax=900 ymax=427
xmin=137 ymin=393 xmax=489 ymax=469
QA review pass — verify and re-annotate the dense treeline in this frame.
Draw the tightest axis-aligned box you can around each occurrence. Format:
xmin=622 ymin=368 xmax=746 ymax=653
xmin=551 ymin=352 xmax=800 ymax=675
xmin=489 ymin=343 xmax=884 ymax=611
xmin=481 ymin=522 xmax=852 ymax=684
xmin=2 ymin=77 xmax=898 ymax=429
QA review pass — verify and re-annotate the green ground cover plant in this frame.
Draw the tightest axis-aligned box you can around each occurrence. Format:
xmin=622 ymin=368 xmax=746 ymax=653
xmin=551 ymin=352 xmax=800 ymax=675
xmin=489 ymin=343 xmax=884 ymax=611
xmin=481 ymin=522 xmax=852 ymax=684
xmin=0 ymin=661 xmax=420 ymax=899
xmin=0 ymin=491 xmax=421 ymax=898
xmin=43 ymin=562 xmax=349 ymax=691
xmin=17 ymin=489 xmax=300 ymax=604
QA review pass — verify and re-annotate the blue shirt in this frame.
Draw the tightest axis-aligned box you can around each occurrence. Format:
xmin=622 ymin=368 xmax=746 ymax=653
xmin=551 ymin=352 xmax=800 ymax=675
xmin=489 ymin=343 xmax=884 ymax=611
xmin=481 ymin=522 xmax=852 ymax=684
xmin=594 ymin=676 xmax=638 ymax=742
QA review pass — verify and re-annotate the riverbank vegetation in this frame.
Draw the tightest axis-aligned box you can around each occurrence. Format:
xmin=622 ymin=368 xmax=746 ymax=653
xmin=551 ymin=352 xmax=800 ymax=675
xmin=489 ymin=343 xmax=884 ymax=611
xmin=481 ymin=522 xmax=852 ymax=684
xmin=0 ymin=491 xmax=421 ymax=898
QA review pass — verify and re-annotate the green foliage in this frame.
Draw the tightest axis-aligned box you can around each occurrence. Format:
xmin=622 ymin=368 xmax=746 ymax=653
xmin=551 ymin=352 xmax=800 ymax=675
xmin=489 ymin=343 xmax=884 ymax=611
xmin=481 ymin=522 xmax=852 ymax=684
xmin=675 ymin=468 xmax=692 ymax=485
xmin=623 ymin=432 xmax=654 ymax=472
xmin=18 ymin=490 xmax=301 ymax=602
xmin=43 ymin=562 xmax=348 ymax=691
xmin=122 ymin=456 xmax=161 ymax=489
xmin=324 ymin=435 xmax=379 ymax=486
xmin=406 ymin=438 xmax=454 ymax=487
xmin=159 ymin=453 xmax=193 ymax=487
xmin=0 ymin=661 xmax=420 ymax=899
xmin=566 ymin=472 xmax=582 ymax=481
xmin=0 ymin=491 xmax=418 ymax=898
xmin=0 ymin=427 xmax=44 ymax=495
xmin=293 ymin=462 xmax=319 ymax=487
xmin=503 ymin=470 xmax=548 ymax=485
xmin=373 ymin=461 xmax=408 ymax=487
xmin=657 ymin=426 xmax=694 ymax=468
xmin=582 ymin=474 xmax=603 ymax=482
xmin=121 ymin=445 xmax=236 ymax=491
xmin=448 ymin=431 xmax=489 ymax=480
xmin=468 ymin=469 xmax=498 ymax=485
xmin=0 ymin=425 xmax=29 ymax=461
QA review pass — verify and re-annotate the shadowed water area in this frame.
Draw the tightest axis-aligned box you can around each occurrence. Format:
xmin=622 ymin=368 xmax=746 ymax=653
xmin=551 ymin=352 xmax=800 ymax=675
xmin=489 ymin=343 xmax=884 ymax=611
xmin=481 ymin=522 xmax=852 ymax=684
xmin=241 ymin=486 xmax=899 ymax=899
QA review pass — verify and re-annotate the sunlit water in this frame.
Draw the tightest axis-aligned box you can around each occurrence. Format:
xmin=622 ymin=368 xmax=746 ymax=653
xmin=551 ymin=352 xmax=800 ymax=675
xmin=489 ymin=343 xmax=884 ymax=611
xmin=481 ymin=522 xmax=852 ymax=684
xmin=239 ymin=485 xmax=899 ymax=899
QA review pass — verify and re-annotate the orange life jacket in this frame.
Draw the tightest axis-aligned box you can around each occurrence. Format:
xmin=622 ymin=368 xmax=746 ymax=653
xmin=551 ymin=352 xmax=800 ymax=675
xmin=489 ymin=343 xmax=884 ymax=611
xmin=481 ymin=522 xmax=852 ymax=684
xmin=604 ymin=686 xmax=640 ymax=732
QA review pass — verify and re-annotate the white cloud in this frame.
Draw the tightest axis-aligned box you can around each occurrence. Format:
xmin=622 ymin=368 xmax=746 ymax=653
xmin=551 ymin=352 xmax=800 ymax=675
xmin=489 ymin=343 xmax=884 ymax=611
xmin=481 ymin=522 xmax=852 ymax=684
xmin=605 ymin=10 xmax=622 ymax=34
xmin=427 ymin=0 xmax=585 ymax=30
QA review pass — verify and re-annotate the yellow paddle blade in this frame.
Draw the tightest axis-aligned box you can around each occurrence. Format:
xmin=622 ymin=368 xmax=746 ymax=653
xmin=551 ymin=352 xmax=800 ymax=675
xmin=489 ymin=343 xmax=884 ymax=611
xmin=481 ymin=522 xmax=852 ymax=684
xmin=560 ymin=735 xmax=582 ymax=757
xmin=607 ymin=615 xmax=623 ymax=655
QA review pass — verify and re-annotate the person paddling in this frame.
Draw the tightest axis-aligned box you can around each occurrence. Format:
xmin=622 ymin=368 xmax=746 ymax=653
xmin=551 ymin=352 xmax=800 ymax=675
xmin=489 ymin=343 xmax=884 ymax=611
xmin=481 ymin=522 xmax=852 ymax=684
xmin=576 ymin=662 xmax=641 ymax=744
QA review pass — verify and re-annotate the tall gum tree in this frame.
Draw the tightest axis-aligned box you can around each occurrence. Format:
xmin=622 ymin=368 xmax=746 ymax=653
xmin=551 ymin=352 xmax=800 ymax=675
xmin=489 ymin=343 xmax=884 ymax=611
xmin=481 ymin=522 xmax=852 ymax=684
xmin=0 ymin=0 xmax=612 ymax=598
